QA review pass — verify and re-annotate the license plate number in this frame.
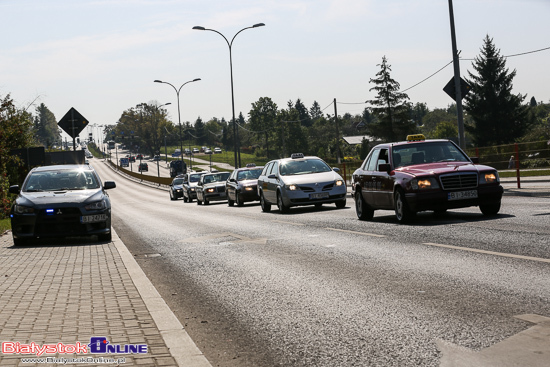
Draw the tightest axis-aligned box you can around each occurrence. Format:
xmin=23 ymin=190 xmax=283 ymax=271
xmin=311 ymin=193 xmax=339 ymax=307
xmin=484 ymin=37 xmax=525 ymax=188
xmin=81 ymin=214 xmax=107 ymax=223
xmin=310 ymin=192 xmax=329 ymax=200
xmin=448 ymin=190 xmax=478 ymax=201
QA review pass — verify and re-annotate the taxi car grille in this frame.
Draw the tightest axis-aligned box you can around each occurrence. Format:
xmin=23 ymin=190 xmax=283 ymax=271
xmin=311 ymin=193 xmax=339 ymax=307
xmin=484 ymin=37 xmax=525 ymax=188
xmin=216 ymin=186 xmax=225 ymax=193
xmin=297 ymin=183 xmax=334 ymax=192
xmin=439 ymin=173 xmax=478 ymax=190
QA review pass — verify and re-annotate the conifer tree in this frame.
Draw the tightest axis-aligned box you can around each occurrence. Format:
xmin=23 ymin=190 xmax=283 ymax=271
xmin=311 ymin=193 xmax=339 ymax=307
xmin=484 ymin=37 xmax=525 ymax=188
xmin=366 ymin=56 xmax=415 ymax=141
xmin=464 ymin=35 xmax=531 ymax=146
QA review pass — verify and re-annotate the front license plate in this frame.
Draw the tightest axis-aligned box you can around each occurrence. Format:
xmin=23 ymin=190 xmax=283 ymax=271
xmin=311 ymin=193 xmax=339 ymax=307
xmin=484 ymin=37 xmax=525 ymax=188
xmin=81 ymin=214 xmax=108 ymax=223
xmin=448 ymin=190 xmax=478 ymax=201
xmin=310 ymin=192 xmax=329 ymax=200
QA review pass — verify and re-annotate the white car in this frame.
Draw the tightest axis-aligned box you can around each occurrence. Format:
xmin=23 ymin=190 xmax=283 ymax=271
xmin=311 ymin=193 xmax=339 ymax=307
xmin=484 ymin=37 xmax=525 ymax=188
xmin=257 ymin=153 xmax=347 ymax=213
xmin=214 ymin=147 xmax=222 ymax=154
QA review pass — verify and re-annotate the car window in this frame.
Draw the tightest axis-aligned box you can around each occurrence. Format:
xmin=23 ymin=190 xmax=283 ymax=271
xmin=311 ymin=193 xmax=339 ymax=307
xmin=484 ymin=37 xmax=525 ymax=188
xmin=362 ymin=150 xmax=374 ymax=170
xmin=279 ymin=159 xmax=332 ymax=176
xmin=237 ymin=169 xmax=262 ymax=181
xmin=24 ymin=170 xmax=99 ymax=192
xmin=262 ymin=163 xmax=273 ymax=176
xmin=173 ymin=179 xmax=184 ymax=185
xmin=393 ymin=141 xmax=470 ymax=166
xmin=189 ymin=174 xmax=202 ymax=182
xmin=366 ymin=150 xmax=381 ymax=171
xmin=269 ymin=162 xmax=278 ymax=176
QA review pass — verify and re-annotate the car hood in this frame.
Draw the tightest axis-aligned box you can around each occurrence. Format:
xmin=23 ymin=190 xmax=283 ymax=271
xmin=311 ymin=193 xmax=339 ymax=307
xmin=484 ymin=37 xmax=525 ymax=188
xmin=203 ymin=181 xmax=226 ymax=188
xmin=280 ymin=171 xmax=344 ymax=185
xmin=17 ymin=189 xmax=105 ymax=207
xmin=396 ymin=162 xmax=494 ymax=177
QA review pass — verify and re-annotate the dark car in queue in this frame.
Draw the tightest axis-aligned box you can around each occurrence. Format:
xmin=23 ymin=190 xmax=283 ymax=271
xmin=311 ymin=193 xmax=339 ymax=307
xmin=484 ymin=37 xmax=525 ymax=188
xmin=196 ymin=172 xmax=231 ymax=205
xmin=169 ymin=175 xmax=186 ymax=200
xmin=226 ymin=164 xmax=264 ymax=207
xmin=182 ymin=171 xmax=207 ymax=203
xmin=138 ymin=162 xmax=148 ymax=172
xmin=9 ymin=164 xmax=116 ymax=245
xmin=257 ymin=153 xmax=347 ymax=213
xmin=351 ymin=134 xmax=504 ymax=224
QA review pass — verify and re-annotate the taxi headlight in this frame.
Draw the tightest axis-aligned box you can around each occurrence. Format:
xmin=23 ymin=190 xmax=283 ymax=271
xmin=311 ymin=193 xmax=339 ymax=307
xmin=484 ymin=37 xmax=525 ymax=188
xmin=206 ymin=188 xmax=215 ymax=193
xmin=14 ymin=205 xmax=35 ymax=214
xmin=287 ymin=184 xmax=298 ymax=191
xmin=244 ymin=186 xmax=254 ymax=191
xmin=190 ymin=187 xmax=195 ymax=192
xmin=85 ymin=200 xmax=106 ymax=211
xmin=335 ymin=180 xmax=344 ymax=186
xmin=480 ymin=171 xmax=499 ymax=184
xmin=411 ymin=178 xmax=439 ymax=190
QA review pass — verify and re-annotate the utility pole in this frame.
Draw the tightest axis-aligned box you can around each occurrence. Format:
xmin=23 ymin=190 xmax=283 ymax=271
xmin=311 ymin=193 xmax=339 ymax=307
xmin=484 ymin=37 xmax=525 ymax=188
xmin=333 ymin=98 xmax=342 ymax=164
xmin=448 ymin=0 xmax=466 ymax=149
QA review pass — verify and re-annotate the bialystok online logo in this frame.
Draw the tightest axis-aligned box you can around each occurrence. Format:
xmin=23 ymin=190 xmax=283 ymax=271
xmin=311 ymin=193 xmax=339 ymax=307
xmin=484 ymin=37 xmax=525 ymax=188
xmin=1 ymin=337 xmax=147 ymax=357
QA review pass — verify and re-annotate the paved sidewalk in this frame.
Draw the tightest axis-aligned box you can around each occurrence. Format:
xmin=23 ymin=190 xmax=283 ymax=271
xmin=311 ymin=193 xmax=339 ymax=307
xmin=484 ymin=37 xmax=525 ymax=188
xmin=0 ymin=230 xmax=211 ymax=367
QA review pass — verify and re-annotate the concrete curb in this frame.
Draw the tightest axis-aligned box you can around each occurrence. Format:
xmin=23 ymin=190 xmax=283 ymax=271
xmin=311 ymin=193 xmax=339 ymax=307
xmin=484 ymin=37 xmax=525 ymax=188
xmin=112 ymin=228 xmax=212 ymax=367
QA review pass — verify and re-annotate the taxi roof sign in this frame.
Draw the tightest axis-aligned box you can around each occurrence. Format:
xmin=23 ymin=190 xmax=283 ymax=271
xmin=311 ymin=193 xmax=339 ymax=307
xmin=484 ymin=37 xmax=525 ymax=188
xmin=291 ymin=153 xmax=304 ymax=159
xmin=406 ymin=134 xmax=426 ymax=142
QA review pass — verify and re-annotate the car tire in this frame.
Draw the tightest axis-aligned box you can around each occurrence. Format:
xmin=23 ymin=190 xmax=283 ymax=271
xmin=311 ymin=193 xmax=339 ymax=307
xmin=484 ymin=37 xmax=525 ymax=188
xmin=204 ymin=198 xmax=209 ymax=205
xmin=170 ymin=191 xmax=175 ymax=201
xmin=227 ymin=191 xmax=235 ymax=206
xmin=480 ymin=201 xmax=501 ymax=216
xmin=335 ymin=198 xmax=346 ymax=209
xmin=183 ymin=195 xmax=188 ymax=203
xmin=394 ymin=188 xmax=415 ymax=224
xmin=260 ymin=191 xmax=271 ymax=212
xmin=236 ymin=192 xmax=244 ymax=207
xmin=98 ymin=232 xmax=112 ymax=242
xmin=13 ymin=237 xmax=28 ymax=246
xmin=355 ymin=191 xmax=374 ymax=220
xmin=197 ymin=199 xmax=202 ymax=205
xmin=277 ymin=192 xmax=289 ymax=214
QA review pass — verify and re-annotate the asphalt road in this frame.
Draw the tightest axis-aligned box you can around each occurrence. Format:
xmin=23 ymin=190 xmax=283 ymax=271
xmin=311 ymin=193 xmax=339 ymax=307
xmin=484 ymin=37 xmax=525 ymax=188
xmin=91 ymin=159 xmax=550 ymax=367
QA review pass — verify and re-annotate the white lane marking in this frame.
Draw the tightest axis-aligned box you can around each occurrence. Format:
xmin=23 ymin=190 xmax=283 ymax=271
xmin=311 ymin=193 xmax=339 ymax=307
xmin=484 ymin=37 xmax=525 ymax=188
xmin=423 ymin=242 xmax=550 ymax=263
xmin=325 ymin=228 xmax=386 ymax=238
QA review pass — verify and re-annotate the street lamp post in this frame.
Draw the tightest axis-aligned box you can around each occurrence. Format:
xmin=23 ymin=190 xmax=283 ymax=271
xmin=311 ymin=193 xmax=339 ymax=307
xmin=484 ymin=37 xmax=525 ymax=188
xmin=154 ymin=78 xmax=201 ymax=174
xmin=155 ymin=102 xmax=171 ymax=177
xmin=192 ymin=23 xmax=265 ymax=169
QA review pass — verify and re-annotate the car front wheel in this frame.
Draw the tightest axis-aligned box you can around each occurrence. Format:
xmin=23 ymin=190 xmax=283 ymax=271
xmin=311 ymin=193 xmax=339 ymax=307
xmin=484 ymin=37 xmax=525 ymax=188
xmin=260 ymin=191 xmax=271 ymax=212
xmin=277 ymin=192 xmax=289 ymax=214
xmin=236 ymin=192 xmax=244 ymax=207
xmin=355 ymin=191 xmax=374 ymax=220
xmin=480 ymin=201 xmax=501 ymax=216
xmin=394 ymin=188 xmax=415 ymax=224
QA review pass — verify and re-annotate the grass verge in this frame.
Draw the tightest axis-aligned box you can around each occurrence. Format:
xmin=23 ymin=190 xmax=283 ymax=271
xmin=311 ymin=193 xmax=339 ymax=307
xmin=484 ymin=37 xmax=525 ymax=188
xmin=0 ymin=218 xmax=11 ymax=233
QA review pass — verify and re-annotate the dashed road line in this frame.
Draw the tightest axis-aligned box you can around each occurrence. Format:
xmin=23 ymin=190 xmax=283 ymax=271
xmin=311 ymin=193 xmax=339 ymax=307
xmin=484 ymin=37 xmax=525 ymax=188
xmin=423 ymin=242 xmax=550 ymax=263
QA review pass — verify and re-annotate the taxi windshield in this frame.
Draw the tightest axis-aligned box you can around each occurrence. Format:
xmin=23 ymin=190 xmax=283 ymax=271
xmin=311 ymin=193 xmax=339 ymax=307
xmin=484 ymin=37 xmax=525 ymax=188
xmin=189 ymin=174 xmax=202 ymax=182
xmin=279 ymin=159 xmax=331 ymax=176
xmin=392 ymin=141 xmax=470 ymax=168
xmin=237 ymin=169 xmax=262 ymax=181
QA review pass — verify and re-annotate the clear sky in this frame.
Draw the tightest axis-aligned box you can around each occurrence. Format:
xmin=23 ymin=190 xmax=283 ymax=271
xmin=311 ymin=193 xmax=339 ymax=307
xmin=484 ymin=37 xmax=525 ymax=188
xmin=1 ymin=0 xmax=549 ymax=141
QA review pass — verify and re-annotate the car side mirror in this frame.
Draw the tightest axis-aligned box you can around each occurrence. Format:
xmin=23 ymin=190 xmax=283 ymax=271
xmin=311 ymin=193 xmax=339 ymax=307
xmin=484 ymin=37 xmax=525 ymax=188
xmin=104 ymin=181 xmax=116 ymax=190
xmin=229 ymin=178 xmax=236 ymax=183
xmin=332 ymin=167 xmax=340 ymax=172
xmin=378 ymin=163 xmax=391 ymax=172
xmin=470 ymin=157 xmax=479 ymax=164
xmin=268 ymin=174 xmax=277 ymax=179
xmin=9 ymin=185 xmax=20 ymax=194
